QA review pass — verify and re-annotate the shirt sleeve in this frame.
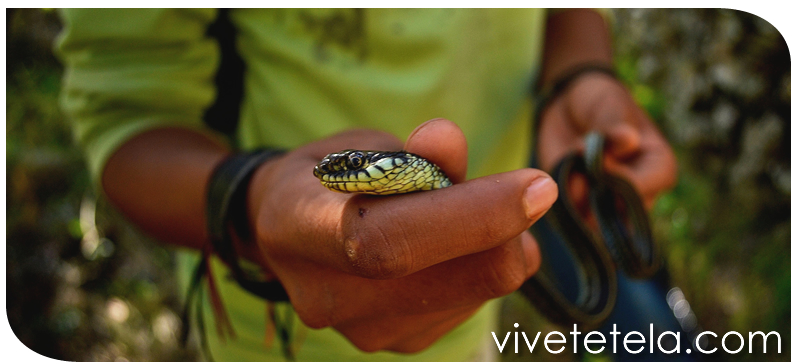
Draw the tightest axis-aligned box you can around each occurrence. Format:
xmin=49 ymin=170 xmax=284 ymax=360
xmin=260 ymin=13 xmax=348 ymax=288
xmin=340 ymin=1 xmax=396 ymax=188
xmin=55 ymin=8 xmax=221 ymax=183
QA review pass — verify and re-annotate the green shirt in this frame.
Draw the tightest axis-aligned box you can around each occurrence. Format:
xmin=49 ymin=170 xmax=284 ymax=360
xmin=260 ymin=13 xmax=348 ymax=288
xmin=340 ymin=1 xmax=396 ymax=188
xmin=57 ymin=8 xmax=547 ymax=361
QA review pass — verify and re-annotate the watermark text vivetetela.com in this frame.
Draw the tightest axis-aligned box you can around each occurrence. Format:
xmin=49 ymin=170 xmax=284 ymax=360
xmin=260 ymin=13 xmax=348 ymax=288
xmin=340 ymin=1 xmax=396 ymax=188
xmin=492 ymin=323 xmax=781 ymax=356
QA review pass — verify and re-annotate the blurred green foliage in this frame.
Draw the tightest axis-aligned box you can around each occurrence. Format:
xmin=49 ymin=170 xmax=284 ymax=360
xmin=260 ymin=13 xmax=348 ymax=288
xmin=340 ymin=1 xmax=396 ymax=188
xmin=6 ymin=8 xmax=790 ymax=362
xmin=7 ymin=9 xmax=197 ymax=361
xmin=613 ymin=10 xmax=790 ymax=361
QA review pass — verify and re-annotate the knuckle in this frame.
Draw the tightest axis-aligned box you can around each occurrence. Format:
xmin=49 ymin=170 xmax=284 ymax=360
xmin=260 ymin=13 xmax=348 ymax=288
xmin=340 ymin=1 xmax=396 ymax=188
xmin=293 ymin=302 xmax=334 ymax=329
xmin=477 ymin=248 xmax=528 ymax=298
xmin=341 ymin=224 xmax=412 ymax=279
xmin=289 ymin=283 xmax=343 ymax=329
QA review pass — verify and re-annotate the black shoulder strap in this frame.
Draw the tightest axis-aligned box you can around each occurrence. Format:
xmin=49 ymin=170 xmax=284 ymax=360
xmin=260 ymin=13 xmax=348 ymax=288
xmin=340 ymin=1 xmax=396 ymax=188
xmin=204 ymin=8 xmax=245 ymax=138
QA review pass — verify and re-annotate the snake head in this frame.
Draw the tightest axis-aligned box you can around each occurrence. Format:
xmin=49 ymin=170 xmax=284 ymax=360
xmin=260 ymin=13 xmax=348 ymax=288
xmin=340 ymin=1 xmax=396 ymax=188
xmin=313 ymin=149 xmax=367 ymax=178
xmin=313 ymin=149 xmax=451 ymax=194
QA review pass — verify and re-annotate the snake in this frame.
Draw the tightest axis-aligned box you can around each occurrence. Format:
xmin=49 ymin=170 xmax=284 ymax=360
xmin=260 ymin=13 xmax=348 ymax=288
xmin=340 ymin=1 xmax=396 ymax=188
xmin=313 ymin=149 xmax=452 ymax=195
xmin=521 ymin=132 xmax=659 ymax=329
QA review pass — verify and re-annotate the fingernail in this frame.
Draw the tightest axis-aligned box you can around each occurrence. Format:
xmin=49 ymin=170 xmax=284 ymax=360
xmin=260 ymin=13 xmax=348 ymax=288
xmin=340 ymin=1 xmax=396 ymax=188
xmin=523 ymin=176 xmax=558 ymax=219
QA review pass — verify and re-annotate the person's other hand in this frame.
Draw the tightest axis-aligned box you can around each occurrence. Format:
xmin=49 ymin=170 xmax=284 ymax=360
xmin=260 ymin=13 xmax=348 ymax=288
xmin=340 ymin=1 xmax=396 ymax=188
xmin=246 ymin=119 xmax=557 ymax=352
xmin=537 ymin=74 xmax=677 ymax=210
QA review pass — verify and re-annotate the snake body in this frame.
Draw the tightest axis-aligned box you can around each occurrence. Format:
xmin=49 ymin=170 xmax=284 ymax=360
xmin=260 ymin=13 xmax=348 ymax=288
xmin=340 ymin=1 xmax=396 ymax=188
xmin=313 ymin=150 xmax=452 ymax=195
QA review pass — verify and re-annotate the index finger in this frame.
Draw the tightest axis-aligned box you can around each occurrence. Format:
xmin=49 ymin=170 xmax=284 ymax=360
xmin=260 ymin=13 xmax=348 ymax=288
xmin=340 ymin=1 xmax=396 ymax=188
xmin=338 ymin=168 xmax=556 ymax=279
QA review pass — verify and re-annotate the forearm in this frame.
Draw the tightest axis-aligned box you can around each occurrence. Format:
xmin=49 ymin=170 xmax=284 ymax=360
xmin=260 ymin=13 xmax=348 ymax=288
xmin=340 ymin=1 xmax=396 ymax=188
xmin=539 ymin=9 xmax=614 ymax=89
xmin=102 ymin=127 xmax=229 ymax=250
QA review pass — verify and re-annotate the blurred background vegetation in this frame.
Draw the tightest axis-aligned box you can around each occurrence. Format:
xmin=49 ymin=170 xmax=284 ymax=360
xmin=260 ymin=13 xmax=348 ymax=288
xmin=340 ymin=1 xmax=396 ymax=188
xmin=6 ymin=8 xmax=790 ymax=361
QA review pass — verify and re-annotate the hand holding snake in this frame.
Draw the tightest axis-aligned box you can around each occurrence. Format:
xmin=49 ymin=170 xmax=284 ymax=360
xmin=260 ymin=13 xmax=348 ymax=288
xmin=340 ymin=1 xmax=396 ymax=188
xmin=245 ymin=118 xmax=557 ymax=352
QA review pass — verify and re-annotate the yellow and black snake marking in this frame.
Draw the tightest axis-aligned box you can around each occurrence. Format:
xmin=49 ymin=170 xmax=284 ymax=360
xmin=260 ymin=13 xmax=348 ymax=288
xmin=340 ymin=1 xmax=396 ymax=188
xmin=313 ymin=150 xmax=452 ymax=195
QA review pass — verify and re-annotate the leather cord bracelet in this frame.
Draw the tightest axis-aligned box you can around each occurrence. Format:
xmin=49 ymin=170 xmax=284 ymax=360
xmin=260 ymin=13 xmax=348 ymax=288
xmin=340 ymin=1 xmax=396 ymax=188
xmin=181 ymin=148 xmax=289 ymax=353
xmin=205 ymin=148 xmax=290 ymax=301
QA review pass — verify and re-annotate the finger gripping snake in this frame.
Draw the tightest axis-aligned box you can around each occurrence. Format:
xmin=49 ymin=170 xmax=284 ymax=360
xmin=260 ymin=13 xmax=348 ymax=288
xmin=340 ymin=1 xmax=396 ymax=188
xmin=313 ymin=150 xmax=452 ymax=195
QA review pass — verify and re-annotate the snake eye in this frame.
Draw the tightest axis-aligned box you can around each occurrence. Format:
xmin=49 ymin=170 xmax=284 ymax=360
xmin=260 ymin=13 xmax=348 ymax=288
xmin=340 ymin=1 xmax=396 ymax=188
xmin=347 ymin=152 xmax=365 ymax=169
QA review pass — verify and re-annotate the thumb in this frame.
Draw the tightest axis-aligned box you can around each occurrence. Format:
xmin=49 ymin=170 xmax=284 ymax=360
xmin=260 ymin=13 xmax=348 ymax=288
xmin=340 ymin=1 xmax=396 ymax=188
xmin=404 ymin=118 xmax=469 ymax=184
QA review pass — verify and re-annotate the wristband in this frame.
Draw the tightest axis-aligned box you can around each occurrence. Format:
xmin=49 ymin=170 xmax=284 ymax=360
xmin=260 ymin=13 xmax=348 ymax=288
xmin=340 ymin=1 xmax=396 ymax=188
xmin=182 ymin=148 xmax=290 ymax=357
xmin=205 ymin=148 xmax=290 ymax=301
